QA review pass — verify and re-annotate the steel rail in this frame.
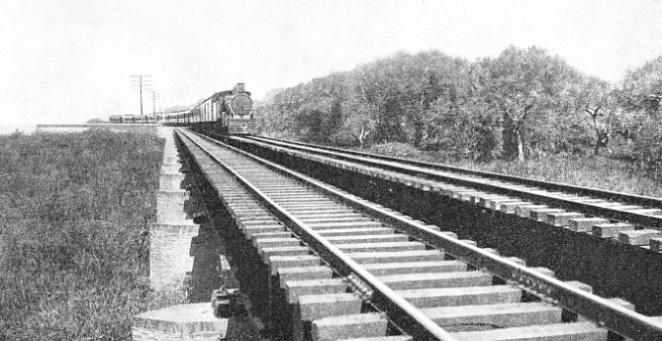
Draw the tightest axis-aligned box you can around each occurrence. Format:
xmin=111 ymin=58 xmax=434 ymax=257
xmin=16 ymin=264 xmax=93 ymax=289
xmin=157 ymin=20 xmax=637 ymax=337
xmin=197 ymin=131 xmax=662 ymax=340
xmin=177 ymin=129 xmax=460 ymax=341
xmin=237 ymin=135 xmax=662 ymax=228
xmin=247 ymin=135 xmax=662 ymax=208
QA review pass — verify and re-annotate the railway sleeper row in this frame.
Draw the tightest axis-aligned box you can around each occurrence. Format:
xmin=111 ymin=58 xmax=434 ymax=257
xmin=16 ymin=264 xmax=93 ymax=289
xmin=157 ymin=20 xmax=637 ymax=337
xmin=175 ymin=130 xmax=659 ymax=341
xmin=233 ymin=136 xmax=662 ymax=251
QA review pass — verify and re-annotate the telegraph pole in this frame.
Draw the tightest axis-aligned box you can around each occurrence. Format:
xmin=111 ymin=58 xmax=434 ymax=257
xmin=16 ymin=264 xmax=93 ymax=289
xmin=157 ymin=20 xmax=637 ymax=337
xmin=131 ymin=75 xmax=152 ymax=115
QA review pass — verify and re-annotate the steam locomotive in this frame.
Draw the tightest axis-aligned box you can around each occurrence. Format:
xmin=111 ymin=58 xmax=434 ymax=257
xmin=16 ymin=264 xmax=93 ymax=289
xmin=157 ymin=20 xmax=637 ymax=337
xmin=161 ymin=83 xmax=255 ymax=135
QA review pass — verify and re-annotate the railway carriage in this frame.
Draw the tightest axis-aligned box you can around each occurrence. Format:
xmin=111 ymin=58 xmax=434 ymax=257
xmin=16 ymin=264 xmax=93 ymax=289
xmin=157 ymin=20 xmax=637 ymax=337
xmin=122 ymin=115 xmax=135 ymax=124
xmin=109 ymin=114 xmax=157 ymax=124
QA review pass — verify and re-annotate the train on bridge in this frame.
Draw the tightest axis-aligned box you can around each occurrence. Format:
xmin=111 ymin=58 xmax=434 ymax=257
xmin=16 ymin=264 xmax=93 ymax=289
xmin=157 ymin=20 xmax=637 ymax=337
xmin=161 ymin=83 xmax=255 ymax=135
xmin=108 ymin=82 xmax=255 ymax=135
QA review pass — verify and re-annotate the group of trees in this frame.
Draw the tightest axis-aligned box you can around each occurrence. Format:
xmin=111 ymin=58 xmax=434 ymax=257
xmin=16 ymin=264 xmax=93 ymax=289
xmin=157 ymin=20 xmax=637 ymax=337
xmin=256 ymin=47 xmax=662 ymax=172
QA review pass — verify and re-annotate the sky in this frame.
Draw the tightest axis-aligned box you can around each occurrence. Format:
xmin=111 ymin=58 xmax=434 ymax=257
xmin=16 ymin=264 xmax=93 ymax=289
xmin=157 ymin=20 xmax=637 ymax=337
xmin=0 ymin=0 xmax=661 ymax=126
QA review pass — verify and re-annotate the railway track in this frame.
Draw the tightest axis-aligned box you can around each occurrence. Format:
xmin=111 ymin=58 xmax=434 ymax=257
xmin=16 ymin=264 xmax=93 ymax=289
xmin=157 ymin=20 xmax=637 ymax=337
xmin=176 ymin=128 xmax=662 ymax=341
xmin=232 ymin=135 xmax=662 ymax=249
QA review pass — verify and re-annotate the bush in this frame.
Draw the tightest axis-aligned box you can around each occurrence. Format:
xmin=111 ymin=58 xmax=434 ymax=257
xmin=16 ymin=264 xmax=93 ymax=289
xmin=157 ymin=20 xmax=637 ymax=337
xmin=329 ymin=130 xmax=360 ymax=147
xmin=367 ymin=142 xmax=423 ymax=158
xmin=631 ymin=117 xmax=662 ymax=177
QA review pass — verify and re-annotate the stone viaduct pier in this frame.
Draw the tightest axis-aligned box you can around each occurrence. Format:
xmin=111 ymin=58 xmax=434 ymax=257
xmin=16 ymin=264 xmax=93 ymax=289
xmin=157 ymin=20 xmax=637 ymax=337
xmin=131 ymin=127 xmax=229 ymax=341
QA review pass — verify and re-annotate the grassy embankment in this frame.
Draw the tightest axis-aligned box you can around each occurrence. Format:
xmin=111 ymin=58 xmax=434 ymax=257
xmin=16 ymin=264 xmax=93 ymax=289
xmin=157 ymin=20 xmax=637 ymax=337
xmin=367 ymin=142 xmax=662 ymax=198
xmin=0 ymin=129 xmax=187 ymax=341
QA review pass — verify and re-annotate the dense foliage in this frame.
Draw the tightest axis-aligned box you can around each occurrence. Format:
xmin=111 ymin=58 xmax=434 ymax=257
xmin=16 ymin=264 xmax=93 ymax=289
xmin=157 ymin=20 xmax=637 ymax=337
xmin=0 ymin=129 xmax=186 ymax=341
xmin=257 ymin=47 xmax=662 ymax=174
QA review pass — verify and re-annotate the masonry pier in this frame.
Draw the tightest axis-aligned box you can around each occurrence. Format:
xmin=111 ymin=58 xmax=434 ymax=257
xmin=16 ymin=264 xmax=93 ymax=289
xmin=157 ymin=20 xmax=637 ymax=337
xmin=132 ymin=127 xmax=228 ymax=341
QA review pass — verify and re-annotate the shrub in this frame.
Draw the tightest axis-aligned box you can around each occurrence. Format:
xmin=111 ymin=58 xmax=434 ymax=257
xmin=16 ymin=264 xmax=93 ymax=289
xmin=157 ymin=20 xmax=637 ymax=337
xmin=631 ymin=117 xmax=662 ymax=177
xmin=367 ymin=142 xmax=423 ymax=158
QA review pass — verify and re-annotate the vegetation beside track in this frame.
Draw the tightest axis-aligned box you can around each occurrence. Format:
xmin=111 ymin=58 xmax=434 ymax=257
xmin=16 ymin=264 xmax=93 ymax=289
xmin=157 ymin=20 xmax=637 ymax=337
xmin=0 ymin=129 xmax=187 ymax=341
xmin=257 ymin=47 xmax=662 ymax=180
xmin=366 ymin=142 xmax=662 ymax=198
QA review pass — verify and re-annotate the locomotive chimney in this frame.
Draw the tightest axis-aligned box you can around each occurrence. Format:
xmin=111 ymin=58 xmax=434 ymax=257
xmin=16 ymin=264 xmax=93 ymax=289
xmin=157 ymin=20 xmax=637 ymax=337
xmin=237 ymin=83 xmax=245 ymax=92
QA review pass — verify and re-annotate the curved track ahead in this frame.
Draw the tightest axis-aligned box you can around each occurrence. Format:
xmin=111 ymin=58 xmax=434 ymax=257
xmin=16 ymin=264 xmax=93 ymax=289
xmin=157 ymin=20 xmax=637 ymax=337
xmin=178 ymin=129 xmax=662 ymax=341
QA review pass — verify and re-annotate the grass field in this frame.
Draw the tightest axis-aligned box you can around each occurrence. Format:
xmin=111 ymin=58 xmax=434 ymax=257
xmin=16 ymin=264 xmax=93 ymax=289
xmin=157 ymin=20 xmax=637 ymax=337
xmin=0 ymin=129 xmax=187 ymax=341
xmin=367 ymin=142 xmax=662 ymax=198
xmin=451 ymin=156 xmax=662 ymax=198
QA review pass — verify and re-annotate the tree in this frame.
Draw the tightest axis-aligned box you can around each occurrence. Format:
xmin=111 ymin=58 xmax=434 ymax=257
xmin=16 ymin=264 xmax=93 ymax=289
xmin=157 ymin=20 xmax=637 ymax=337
xmin=618 ymin=56 xmax=662 ymax=173
xmin=477 ymin=46 xmax=590 ymax=161
xmin=354 ymin=57 xmax=407 ymax=143
xmin=341 ymin=91 xmax=376 ymax=147
xmin=584 ymin=106 xmax=611 ymax=155
xmin=621 ymin=56 xmax=662 ymax=115
xmin=553 ymin=75 xmax=613 ymax=155
xmin=257 ymin=47 xmax=611 ymax=162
